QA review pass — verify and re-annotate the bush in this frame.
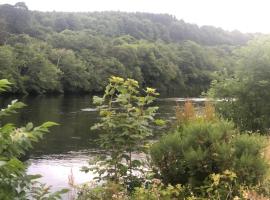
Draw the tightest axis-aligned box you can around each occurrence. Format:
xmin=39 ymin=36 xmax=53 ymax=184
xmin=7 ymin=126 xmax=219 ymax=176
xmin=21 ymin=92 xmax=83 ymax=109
xmin=83 ymin=76 xmax=164 ymax=190
xmin=150 ymin=119 xmax=268 ymax=188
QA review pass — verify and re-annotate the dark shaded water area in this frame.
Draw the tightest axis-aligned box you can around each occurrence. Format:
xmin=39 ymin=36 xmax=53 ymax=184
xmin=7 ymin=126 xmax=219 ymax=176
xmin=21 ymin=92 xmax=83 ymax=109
xmin=0 ymin=95 xmax=205 ymax=191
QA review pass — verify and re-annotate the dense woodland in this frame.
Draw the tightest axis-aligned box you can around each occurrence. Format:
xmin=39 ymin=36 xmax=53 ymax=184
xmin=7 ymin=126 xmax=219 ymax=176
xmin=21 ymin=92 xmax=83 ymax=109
xmin=3 ymin=2 xmax=270 ymax=200
xmin=0 ymin=2 xmax=256 ymax=96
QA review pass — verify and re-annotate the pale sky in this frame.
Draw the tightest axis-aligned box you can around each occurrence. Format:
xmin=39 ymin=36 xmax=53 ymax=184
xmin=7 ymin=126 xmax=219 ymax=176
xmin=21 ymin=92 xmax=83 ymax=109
xmin=0 ymin=0 xmax=269 ymax=33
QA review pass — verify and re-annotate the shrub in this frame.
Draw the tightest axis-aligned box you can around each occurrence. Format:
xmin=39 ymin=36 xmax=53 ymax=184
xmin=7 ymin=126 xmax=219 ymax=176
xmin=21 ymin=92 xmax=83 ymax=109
xmin=83 ymin=76 xmax=164 ymax=190
xmin=150 ymin=119 xmax=268 ymax=188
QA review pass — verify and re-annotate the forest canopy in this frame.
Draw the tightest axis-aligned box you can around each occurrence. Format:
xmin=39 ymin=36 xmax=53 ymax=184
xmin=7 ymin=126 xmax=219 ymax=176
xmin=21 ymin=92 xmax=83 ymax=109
xmin=0 ymin=2 xmax=256 ymax=95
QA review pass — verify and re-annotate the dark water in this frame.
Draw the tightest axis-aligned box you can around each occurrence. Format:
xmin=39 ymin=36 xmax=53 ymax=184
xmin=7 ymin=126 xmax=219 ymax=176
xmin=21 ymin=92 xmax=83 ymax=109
xmin=0 ymin=95 xmax=205 ymax=191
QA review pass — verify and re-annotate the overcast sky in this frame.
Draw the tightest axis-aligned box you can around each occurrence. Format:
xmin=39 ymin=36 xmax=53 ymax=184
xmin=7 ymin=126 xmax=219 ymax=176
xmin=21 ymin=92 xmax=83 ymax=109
xmin=1 ymin=0 xmax=269 ymax=33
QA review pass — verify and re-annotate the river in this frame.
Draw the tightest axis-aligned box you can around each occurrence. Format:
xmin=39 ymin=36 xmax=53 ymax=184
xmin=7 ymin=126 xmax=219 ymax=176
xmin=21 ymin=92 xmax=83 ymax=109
xmin=0 ymin=95 xmax=205 ymax=193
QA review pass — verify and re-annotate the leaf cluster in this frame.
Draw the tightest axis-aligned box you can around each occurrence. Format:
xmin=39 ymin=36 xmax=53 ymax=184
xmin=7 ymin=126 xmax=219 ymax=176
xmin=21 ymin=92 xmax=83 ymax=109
xmin=0 ymin=79 xmax=65 ymax=199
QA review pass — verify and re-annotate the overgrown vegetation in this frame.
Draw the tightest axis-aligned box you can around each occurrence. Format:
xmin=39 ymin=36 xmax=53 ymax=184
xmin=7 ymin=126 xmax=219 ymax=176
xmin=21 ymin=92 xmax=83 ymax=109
xmin=151 ymin=116 xmax=268 ymax=188
xmin=2 ymin=2 xmax=270 ymax=200
xmin=0 ymin=79 xmax=67 ymax=199
xmin=77 ymin=78 xmax=270 ymax=200
xmin=208 ymin=36 xmax=270 ymax=133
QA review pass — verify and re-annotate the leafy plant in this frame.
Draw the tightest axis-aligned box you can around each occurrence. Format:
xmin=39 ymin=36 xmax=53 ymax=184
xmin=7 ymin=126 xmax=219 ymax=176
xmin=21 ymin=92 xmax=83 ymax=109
xmin=131 ymin=179 xmax=190 ymax=200
xmin=83 ymin=76 xmax=164 ymax=190
xmin=77 ymin=181 xmax=128 ymax=200
xmin=150 ymin=119 xmax=268 ymax=188
xmin=0 ymin=79 xmax=67 ymax=199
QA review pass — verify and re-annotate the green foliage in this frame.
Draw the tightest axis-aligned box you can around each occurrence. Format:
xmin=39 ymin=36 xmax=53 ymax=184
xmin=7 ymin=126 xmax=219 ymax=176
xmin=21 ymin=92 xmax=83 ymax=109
xmin=77 ymin=182 xmax=127 ymax=200
xmin=0 ymin=79 xmax=11 ymax=91
xmin=49 ymin=48 xmax=90 ymax=92
xmin=0 ymin=2 xmax=251 ymax=96
xmin=150 ymin=119 xmax=268 ymax=188
xmin=196 ymin=170 xmax=244 ymax=200
xmin=29 ymin=9 xmax=252 ymax=45
xmin=0 ymin=32 xmax=219 ymax=95
xmin=28 ymin=179 xmax=69 ymax=200
xmin=208 ymin=36 xmax=270 ymax=132
xmin=0 ymin=79 xmax=66 ymax=199
xmin=83 ymin=76 xmax=163 ymax=190
xmin=76 ymin=171 xmax=258 ymax=200
xmin=0 ymin=99 xmax=25 ymax=117
xmin=131 ymin=180 xmax=189 ymax=200
xmin=132 ymin=171 xmax=246 ymax=200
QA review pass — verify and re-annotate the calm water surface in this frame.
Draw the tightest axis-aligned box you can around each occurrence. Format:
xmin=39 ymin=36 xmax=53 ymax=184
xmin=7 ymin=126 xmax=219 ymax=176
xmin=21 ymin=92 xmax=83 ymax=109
xmin=0 ymin=95 xmax=204 ymax=191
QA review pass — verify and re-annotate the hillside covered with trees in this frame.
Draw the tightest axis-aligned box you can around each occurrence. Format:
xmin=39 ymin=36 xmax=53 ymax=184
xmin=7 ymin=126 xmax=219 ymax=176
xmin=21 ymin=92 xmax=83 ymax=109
xmin=0 ymin=2 xmax=255 ymax=96
xmin=3 ymin=2 xmax=270 ymax=200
